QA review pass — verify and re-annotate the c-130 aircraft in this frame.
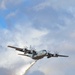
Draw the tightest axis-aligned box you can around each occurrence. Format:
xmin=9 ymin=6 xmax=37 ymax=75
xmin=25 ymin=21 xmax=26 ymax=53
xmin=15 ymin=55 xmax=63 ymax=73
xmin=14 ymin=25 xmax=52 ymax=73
xmin=8 ymin=45 xmax=68 ymax=60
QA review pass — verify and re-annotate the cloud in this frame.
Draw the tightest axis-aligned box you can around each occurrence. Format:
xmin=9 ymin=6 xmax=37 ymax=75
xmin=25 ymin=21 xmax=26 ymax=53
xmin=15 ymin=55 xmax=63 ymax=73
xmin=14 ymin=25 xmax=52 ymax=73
xmin=70 ymin=30 xmax=75 ymax=39
xmin=0 ymin=0 xmax=75 ymax=75
xmin=0 ymin=67 xmax=13 ymax=75
xmin=6 ymin=11 xmax=17 ymax=19
xmin=33 ymin=0 xmax=75 ymax=11
xmin=0 ymin=0 xmax=24 ymax=10
xmin=0 ymin=0 xmax=6 ymax=10
xmin=26 ymin=70 xmax=45 ymax=75
xmin=24 ymin=1 xmax=73 ymax=31
xmin=0 ymin=23 xmax=49 ymax=75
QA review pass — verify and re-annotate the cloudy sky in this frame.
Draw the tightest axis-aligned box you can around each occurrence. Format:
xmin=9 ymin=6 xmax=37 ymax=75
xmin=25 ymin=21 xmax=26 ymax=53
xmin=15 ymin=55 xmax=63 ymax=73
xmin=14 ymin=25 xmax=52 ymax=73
xmin=0 ymin=0 xmax=75 ymax=75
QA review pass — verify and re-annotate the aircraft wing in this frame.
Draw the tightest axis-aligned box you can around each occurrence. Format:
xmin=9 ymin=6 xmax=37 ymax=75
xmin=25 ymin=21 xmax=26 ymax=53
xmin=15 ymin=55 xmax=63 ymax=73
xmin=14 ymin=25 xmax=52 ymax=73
xmin=56 ymin=54 xmax=69 ymax=57
xmin=8 ymin=45 xmax=36 ymax=54
xmin=8 ymin=45 xmax=24 ymax=52
xmin=47 ymin=53 xmax=68 ymax=58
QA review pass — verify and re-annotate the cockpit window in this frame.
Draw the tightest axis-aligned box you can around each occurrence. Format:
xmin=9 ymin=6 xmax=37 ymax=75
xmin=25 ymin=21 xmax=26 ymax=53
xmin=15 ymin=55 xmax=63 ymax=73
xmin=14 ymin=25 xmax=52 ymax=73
xmin=43 ymin=50 xmax=47 ymax=53
xmin=43 ymin=50 xmax=46 ymax=51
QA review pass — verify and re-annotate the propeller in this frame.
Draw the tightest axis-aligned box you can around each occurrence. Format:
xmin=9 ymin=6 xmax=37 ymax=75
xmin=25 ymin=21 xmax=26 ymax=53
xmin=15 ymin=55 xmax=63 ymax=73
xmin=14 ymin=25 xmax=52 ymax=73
xmin=23 ymin=46 xmax=28 ymax=54
xmin=47 ymin=51 xmax=54 ymax=58
xmin=54 ymin=51 xmax=59 ymax=57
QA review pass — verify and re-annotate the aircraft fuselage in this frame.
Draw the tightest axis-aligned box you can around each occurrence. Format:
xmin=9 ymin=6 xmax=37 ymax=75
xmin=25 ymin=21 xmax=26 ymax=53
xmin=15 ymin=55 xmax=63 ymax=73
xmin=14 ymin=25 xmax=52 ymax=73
xmin=32 ymin=50 xmax=47 ymax=60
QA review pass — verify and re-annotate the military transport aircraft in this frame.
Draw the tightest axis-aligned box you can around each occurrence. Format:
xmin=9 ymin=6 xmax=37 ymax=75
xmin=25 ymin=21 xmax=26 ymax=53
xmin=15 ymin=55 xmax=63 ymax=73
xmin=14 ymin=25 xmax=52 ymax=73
xmin=8 ymin=45 xmax=68 ymax=60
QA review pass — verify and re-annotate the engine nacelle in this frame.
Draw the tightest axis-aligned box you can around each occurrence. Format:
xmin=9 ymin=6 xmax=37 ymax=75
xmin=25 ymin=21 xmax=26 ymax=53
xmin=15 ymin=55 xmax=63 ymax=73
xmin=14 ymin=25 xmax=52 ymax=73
xmin=23 ymin=48 xmax=28 ymax=54
xmin=54 ymin=54 xmax=59 ymax=57
xmin=47 ymin=53 xmax=53 ymax=58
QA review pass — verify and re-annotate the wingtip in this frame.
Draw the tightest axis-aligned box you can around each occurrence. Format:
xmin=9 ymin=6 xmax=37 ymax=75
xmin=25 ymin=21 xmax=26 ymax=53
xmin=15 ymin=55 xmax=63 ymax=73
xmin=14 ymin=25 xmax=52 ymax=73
xmin=65 ymin=55 xmax=69 ymax=57
xmin=7 ymin=45 xmax=11 ymax=47
xmin=7 ymin=45 xmax=10 ymax=47
xmin=67 ymin=56 xmax=69 ymax=57
xmin=7 ymin=45 xmax=15 ymax=48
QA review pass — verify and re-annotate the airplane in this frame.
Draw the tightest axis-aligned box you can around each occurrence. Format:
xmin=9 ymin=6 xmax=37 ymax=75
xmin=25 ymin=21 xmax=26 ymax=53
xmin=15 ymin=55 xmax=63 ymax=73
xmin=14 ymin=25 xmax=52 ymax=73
xmin=8 ymin=45 xmax=69 ymax=60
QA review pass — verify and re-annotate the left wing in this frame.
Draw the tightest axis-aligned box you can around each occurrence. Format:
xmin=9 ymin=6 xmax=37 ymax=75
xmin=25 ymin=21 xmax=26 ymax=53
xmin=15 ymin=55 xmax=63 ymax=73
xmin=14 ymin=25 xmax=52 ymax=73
xmin=55 ymin=54 xmax=69 ymax=57
xmin=47 ymin=53 xmax=69 ymax=58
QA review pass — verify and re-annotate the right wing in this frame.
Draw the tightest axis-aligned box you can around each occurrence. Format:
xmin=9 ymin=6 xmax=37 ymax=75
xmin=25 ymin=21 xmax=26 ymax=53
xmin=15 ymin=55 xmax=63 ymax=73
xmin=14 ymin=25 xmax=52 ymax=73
xmin=8 ymin=45 xmax=24 ymax=52
xmin=55 ymin=54 xmax=69 ymax=57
